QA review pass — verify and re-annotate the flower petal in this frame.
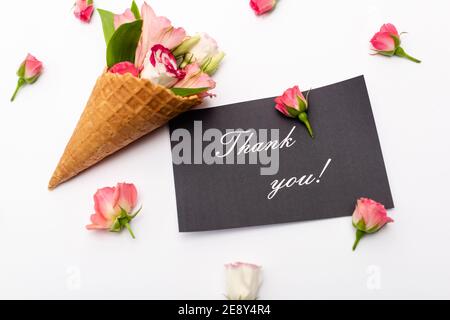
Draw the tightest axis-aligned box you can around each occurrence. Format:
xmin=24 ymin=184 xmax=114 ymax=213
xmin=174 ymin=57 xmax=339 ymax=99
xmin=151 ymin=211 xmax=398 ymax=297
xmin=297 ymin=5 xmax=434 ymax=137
xmin=94 ymin=186 xmax=118 ymax=220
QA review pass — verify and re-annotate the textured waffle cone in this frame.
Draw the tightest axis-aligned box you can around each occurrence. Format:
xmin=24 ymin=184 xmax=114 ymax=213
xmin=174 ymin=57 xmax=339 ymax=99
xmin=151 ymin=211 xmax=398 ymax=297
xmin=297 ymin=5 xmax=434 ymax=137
xmin=49 ymin=72 xmax=202 ymax=189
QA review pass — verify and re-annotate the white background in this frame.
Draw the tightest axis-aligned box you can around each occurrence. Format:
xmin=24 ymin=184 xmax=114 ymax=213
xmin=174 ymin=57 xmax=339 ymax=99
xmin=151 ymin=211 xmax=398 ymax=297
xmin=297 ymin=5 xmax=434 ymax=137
xmin=0 ymin=0 xmax=449 ymax=299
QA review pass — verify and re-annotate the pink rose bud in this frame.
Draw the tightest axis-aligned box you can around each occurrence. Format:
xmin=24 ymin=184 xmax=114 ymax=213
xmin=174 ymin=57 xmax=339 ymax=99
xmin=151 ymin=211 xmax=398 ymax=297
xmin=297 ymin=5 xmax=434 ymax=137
xmin=275 ymin=86 xmax=314 ymax=138
xmin=74 ymin=0 xmax=94 ymax=23
xmin=250 ymin=0 xmax=277 ymax=15
xmin=352 ymin=198 xmax=394 ymax=251
xmin=370 ymin=23 xmax=421 ymax=63
xmin=11 ymin=54 xmax=43 ymax=102
xmin=86 ymin=183 xmax=141 ymax=239
xmin=141 ymin=44 xmax=186 ymax=88
xmin=109 ymin=61 xmax=140 ymax=77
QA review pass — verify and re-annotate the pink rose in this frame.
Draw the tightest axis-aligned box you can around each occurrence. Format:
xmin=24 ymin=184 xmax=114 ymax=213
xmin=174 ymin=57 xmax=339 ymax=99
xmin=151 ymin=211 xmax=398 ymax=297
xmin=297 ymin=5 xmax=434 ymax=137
xmin=11 ymin=54 xmax=43 ymax=102
xmin=352 ymin=198 xmax=394 ymax=251
xmin=174 ymin=63 xmax=216 ymax=98
xmin=370 ymin=23 xmax=421 ymax=63
xmin=135 ymin=2 xmax=186 ymax=68
xmin=250 ymin=0 xmax=276 ymax=15
xmin=140 ymin=44 xmax=186 ymax=87
xmin=86 ymin=183 xmax=141 ymax=239
xmin=109 ymin=61 xmax=140 ymax=77
xmin=275 ymin=86 xmax=314 ymax=138
xmin=74 ymin=0 xmax=94 ymax=23
xmin=114 ymin=8 xmax=136 ymax=29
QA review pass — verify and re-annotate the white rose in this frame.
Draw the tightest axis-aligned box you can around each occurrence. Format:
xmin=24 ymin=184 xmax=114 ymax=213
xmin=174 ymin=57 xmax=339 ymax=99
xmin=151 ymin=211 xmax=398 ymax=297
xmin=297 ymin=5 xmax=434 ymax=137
xmin=225 ymin=262 xmax=262 ymax=300
xmin=190 ymin=33 xmax=220 ymax=65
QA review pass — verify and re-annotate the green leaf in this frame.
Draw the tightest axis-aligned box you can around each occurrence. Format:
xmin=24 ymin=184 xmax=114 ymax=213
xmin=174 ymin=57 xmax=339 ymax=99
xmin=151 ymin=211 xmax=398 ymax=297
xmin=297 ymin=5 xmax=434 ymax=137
xmin=106 ymin=20 xmax=143 ymax=68
xmin=131 ymin=0 xmax=141 ymax=19
xmin=98 ymin=9 xmax=116 ymax=45
xmin=170 ymin=87 xmax=209 ymax=97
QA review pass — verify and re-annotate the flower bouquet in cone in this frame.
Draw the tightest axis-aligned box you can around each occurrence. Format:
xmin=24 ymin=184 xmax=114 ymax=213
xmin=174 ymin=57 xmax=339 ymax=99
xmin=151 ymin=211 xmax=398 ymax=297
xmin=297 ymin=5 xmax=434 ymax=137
xmin=49 ymin=1 xmax=224 ymax=189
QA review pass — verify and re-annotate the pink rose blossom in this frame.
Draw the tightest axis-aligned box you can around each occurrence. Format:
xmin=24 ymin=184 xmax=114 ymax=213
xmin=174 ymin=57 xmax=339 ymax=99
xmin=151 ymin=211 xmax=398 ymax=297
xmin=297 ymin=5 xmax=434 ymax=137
xmin=141 ymin=44 xmax=186 ymax=87
xmin=135 ymin=2 xmax=186 ymax=68
xmin=11 ymin=54 xmax=43 ymax=102
xmin=86 ymin=183 xmax=141 ymax=238
xmin=74 ymin=0 xmax=94 ymax=23
xmin=250 ymin=0 xmax=276 ymax=15
xmin=174 ymin=63 xmax=216 ymax=98
xmin=275 ymin=86 xmax=313 ymax=137
xmin=352 ymin=198 xmax=394 ymax=251
xmin=114 ymin=8 xmax=136 ymax=29
xmin=370 ymin=23 xmax=421 ymax=63
xmin=109 ymin=61 xmax=140 ymax=77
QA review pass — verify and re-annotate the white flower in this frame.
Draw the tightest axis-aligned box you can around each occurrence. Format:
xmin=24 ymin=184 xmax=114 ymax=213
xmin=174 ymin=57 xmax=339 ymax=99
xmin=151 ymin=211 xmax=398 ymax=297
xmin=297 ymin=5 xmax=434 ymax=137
xmin=189 ymin=33 xmax=220 ymax=65
xmin=225 ymin=262 xmax=262 ymax=300
xmin=140 ymin=44 xmax=186 ymax=88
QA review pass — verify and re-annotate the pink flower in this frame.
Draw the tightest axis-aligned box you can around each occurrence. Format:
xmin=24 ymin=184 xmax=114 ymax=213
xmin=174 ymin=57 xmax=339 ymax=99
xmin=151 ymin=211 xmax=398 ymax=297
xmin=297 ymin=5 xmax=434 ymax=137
xmin=141 ymin=44 xmax=186 ymax=87
xmin=352 ymin=198 xmax=394 ymax=251
xmin=275 ymin=86 xmax=314 ymax=138
xmin=11 ymin=54 xmax=43 ymax=102
xmin=74 ymin=0 xmax=94 ymax=23
xmin=250 ymin=0 xmax=276 ymax=15
xmin=114 ymin=8 xmax=136 ymax=29
xmin=135 ymin=2 xmax=186 ymax=68
xmin=174 ymin=63 xmax=216 ymax=98
xmin=109 ymin=61 xmax=140 ymax=77
xmin=370 ymin=23 xmax=421 ymax=63
xmin=86 ymin=183 xmax=141 ymax=238
xmin=225 ymin=262 xmax=262 ymax=300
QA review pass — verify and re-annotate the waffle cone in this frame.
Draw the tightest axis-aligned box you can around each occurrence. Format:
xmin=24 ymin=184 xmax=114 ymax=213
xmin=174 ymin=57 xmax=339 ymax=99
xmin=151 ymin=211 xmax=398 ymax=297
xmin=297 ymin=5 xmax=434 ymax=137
xmin=49 ymin=72 xmax=202 ymax=189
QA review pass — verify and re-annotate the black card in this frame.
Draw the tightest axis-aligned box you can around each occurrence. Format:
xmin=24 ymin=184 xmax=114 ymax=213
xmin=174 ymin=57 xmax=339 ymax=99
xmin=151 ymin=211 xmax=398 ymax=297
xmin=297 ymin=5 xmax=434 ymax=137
xmin=169 ymin=76 xmax=394 ymax=232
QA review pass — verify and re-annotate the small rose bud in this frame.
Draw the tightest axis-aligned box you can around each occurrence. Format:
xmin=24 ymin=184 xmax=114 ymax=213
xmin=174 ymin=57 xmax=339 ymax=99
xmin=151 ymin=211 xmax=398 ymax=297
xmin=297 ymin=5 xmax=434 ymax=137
xmin=352 ymin=198 xmax=394 ymax=251
xmin=370 ymin=23 xmax=421 ymax=63
xmin=275 ymin=86 xmax=314 ymax=138
xmin=74 ymin=0 xmax=95 ymax=23
xmin=109 ymin=61 xmax=140 ymax=77
xmin=225 ymin=262 xmax=262 ymax=300
xmin=250 ymin=0 xmax=277 ymax=16
xmin=11 ymin=54 xmax=43 ymax=102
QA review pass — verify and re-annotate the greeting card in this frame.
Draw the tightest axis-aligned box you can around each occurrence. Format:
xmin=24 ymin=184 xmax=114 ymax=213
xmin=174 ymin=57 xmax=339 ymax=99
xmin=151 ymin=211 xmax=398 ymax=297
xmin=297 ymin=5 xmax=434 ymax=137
xmin=169 ymin=76 xmax=394 ymax=232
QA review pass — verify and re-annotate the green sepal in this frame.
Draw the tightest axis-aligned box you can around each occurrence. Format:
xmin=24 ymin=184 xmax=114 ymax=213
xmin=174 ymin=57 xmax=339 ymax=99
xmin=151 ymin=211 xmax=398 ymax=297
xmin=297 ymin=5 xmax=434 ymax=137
xmin=131 ymin=0 xmax=141 ymax=19
xmin=172 ymin=35 xmax=201 ymax=57
xmin=377 ymin=50 xmax=395 ymax=57
xmin=16 ymin=62 xmax=25 ymax=78
xmin=98 ymin=9 xmax=116 ymax=45
xmin=202 ymin=52 xmax=225 ymax=76
xmin=108 ymin=207 xmax=141 ymax=238
xmin=106 ymin=20 xmax=143 ymax=68
xmin=296 ymin=96 xmax=307 ymax=112
xmin=170 ymin=87 xmax=209 ymax=97
xmin=391 ymin=34 xmax=401 ymax=48
xmin=286 ymin=106 xmax=300 ymax=118
xmin=25 ymin=74 xmax=41 ymax=84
